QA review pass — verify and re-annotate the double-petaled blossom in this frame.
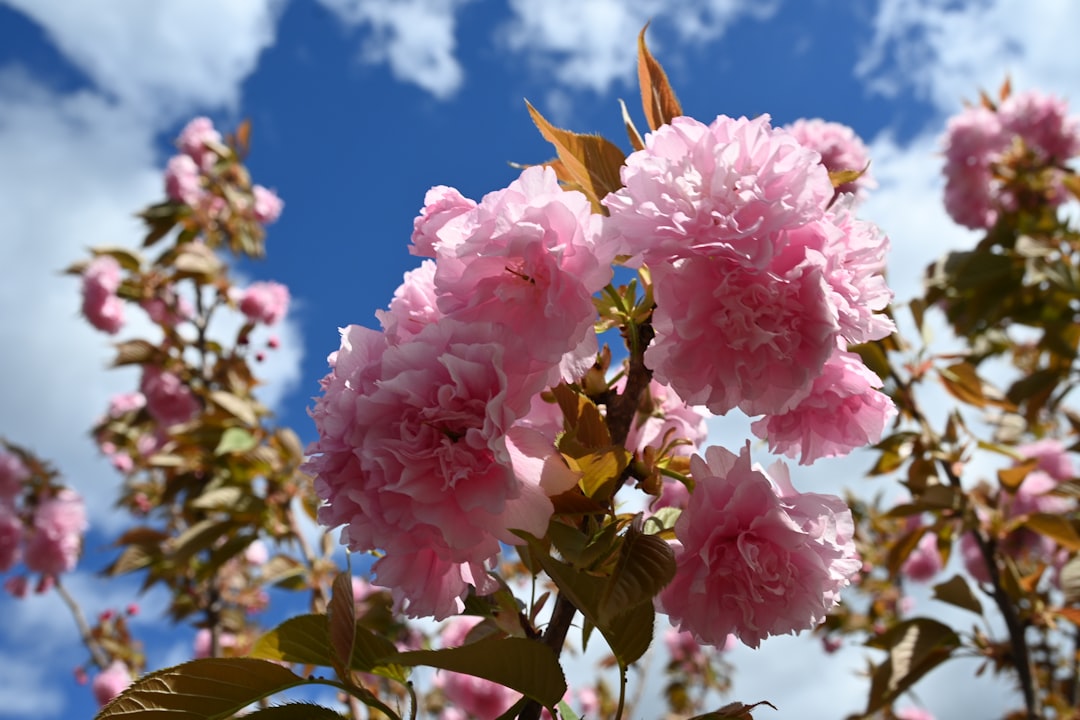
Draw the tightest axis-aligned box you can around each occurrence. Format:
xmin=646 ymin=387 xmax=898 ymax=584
xmin=251 ymin=185 xmax=284 ymax=225
xmin=164 ymin=154 xmax=205 ymax=206
xmin=307 ymin=320 xmax=577 ymax=619
xmin=176 ymin=116 xmax=221 ymax=169
xmin=658 ymin=443 xmax=859 ymax=649
xmin=81 ymin=256 xmax=125 ymax=334
xmin=0 ymin=449 xmax=29 ymax=501
xmin=140 ymin=366 xmax=199 ymax=428
xmin=23 ymin=488 xmax=87 ymax=577
xmin=604 ymin=114 xmax=891 ymax=418
xmin=901 ymin=532 xmax=943 ymax=583
xmin=418 ymin=166 xmax=615 ymax=384
xmin=941 ymin=90 xmax=1080 ymax=228
xmin=238 ymin=281 xmax=290 ymax=325
xmin=751 ymin=351 xmax=896 ymax=465
xmin=785 ymin=118 xmax=876 ymax=201
xmin=1017 ymin=438 xmax=1074 ymax=482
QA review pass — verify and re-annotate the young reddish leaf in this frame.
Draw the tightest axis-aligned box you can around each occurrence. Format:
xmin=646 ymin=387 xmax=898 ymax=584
xmin=96 ymin=658 xmax=306 ymax=719
xmin=619 ymin=98 xmax=645 ymax=151
xmin=112 ymin=339 xmax=158 ymax=367
xmin=637 ymin=24 xmax=682 ymax=130
xmin=1021 ymin=513 xmax=1080 ymax=552
xmin=997 ymin=458 xmax=1038 ymax=492
xmin=931 ymin=574 xmax=983 ymax=616
xmin=862 ymin=618 xmax=960 ymax=716
xmin=387 ymin=636 xmax=567 ymax=709
xmin=1060 ymin=555 xmax=1080 ymax=605
xmin=327 ymin=572 xmax=356 ymax=681
xmin=689 ymin=700 xmax=778 ymax=719
xmin=210 ymin=390 xmax=258 ymax=426
xmin=525 ymin=100 xmax=625 ymax=212
xmin=938 ymin=361 xmax=987 ymax=407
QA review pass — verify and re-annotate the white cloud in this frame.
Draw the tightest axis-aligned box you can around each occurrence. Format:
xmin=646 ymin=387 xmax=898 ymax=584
xmin=858 ymin=0 xmax=1080 ymax=115
xmin=0 ymin=0 xmax=283 ymax=119
xmin=501 ymin=0 xmax=779 ymax=95
xmin=316 ymin=0 xmax=469 ymax=99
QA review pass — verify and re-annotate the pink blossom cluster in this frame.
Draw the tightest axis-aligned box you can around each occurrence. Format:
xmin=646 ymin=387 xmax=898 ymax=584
xmin=657 ymin=443 xmax=860 ymax=649
xmin=784 ymin=118 xmax=876 ymax=201
xmin=0 ymin=448 xmax=87 ymax=587
xmin=237 ymin=281 xmax=290 ymax=325
xmin=604 ymin=114 xmax=895 ymax=464
xmin=140 ymin=366 xmax=199 ymax=428
xmin=942 ymin=90 xmax=1080 ymax=228
xmin=81 ymin=256 xmax=125 ymax=334
xmin=164 ymin=117 xmax=283 ymax=225
xmin=307 ymin=166 xmax=599 ymax=618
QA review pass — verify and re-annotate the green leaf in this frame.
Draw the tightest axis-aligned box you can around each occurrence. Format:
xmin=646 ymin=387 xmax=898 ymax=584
xmin=388 ymin=636 xmax=566 ymax=708
xmin=557 ymin=700 xmax=583 ymax=720
xmin=96 ymin=658 xmax=306 ymax=719
xmin=214 ymin=427 xmax=258 ymax=456
xmin=931 ymin=574 xmax=983 ymax=616
xmin=239 ymin=703 xmax=349 ymax=720
xmin=170 ymin=519 xmax=236 ymax=565
xmin=191 ymin=486 xmax=246 ymax=510
xmin=862 ymin=618 xmax=960 ymax=715
xmin=600 ymin=518 xmax=676 ymax=619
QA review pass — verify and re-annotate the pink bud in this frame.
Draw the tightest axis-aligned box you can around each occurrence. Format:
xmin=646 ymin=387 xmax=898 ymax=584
xmin=126 ymin=603 xmax=139 ymax=616
xmin=99 ymin=609 xmax=114 ymax=622
xmin=74 ymin=667 xmax=88 ymax=685
xmin=267 ymin=335 xmax=280 ymax=349
xmin=4 ymin=575 xmax=28 ymax=598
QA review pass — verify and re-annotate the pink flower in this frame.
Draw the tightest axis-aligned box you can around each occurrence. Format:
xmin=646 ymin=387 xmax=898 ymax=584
xmin=901 ymin=532 xmax=943 ymax=583
xmin=440 ymin=615 xmax=483 ymax=649
xmin=4 ymin=575 xmax=28 ymax=598
xmin=664 ymin=627 xmax=706 ymax=669
xmin=106 ymin=392 xmax=146 ymax=418
xmin=140 ymin=366 xmax=199 ymax=427
xmin=603 ymin=114 xmax=833 ymax=269
xmin=23 ymin=489 xmax=87 ymax=576
xmin=238 ymin=281 xmax=290 ymax=325
xmin=427 ymin=166 xmax=613 ymax=384
xmin=306 ymin=321 xmax=571 ymax=618
xmin=1017 ymin=438 xmax=1073 ymax=482
xmin=410 ymin=185 xmax=478 ymax=258
xmin=375 ymin=260 xmax=442 ymax=344
xmin=751 ymin=351 xmax=896 ymax=465
xmin=252 ymin=185 xmax=284 ymax=225
xmin=243 ymin=539 xmax=268 ymax=566
xmin=895 ymin=706 xmax=935 ymax=720
xmin=141 ymin=286 xmax=194 ymax=326
xmin=961 ymin=531 xmax=992 ymax=585
xmin=941 ymin=105 xmax=1006 ymax=229
xmin=784 ymin=118 xmax=876 ymax=201
xmin=164 ymin=154 xmax=204 ymax=206
xmin=193 ymin=628 xmax=238 ymax=659
xmin=176 ymin=117 xmax=221 ymax=168
xmin=92 ymin=661 xmax=131 ymax=707
xmin=999 ymin=90 xmax=1080 ymax=162
xmin=81 ymin=256 xmax=125 ymax=334
xmin=658 ymin=443 xmax=859 ymax=649
xmin=645 ymin=254 xmax=840 ymax=416
xmin=0 ymin=505 xmax=22 ymax=572
xmin=0 ymin=449 xmax=30 ymax=501
xmin=437 ymin=669 xmax=518 ymax=720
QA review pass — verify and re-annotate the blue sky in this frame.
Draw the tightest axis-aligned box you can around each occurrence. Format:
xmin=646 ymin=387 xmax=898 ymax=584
xmin=0 ymin=1 xmax=1076 ymax=718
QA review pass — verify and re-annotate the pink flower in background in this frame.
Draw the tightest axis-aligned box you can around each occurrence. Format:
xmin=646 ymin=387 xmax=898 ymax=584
xmin=998 ymin=90 xmax=1080 ymax=162
xmin=437 ymin=668 xmax=518 ymax=720
xmin=238 ymin=281 xmax=290 ymax=325
xmin=410 ymin=185 xmax=477 ymax=258
xmin=142 ymin=285 xmax=194 ymax=326
xmin=428 ymin=166 xmax=612 ymax=384
xmin=645 ymin=254 xmax=839 ymax=416
xmin=23 ymin=489 xmax=87 ymax=576
xmin=895 ymin=707 xmax=935 ymax=720
xmin=0 ymin=505 xmax=22 ymax=572
xmin=92 ymin=661 xmax=131 ymax=706
xmin=307 ymin=320 xmax=568 ymax=618
xmin=961 ymin=531 xmax=992 ymax=585
xmin=106 ymin=392 xmax=146 ymax=418
xmin=243 ymin=539 xmax=268 ymax=566
xmin=658 ymin=443 xmax=858 ymax=649
xmin=941 ymin=105 xmax=1006 ymax=229
xmin=785 ymin=118 xmax=876 ymax=200
xmin=624 ymin=380 xmax=709 ymax=458
xmin=376 ymin=260 xmax=442 ymax=344
xmin=604 ymin=114 xmax=833 ymax=269
xmin=252 ymin=185 xmax=283 ymax=224
xmin=140 ymin=366 xmax=199 ymax=427
xmin=81 ymin=256 xmax=125 ymax=334
xmin=0 ymin=449 xmax=29 ymax=501
xmin=652 ymin=478 xmax=690 ymax=512
xmin=1017 ymin=438 xmax=1074 ymax=482
xmin=176 ymin=116 xmax=221 ymax=168
xmin=751 ymin=351 xmax=895 ymax=465
xmin=901 ymin=532 xmax=943 ymax=583
xmin=193 ymin=627 xmax=238 ymax=658
xmin=164 ymin=154 xmax=204 ymax=206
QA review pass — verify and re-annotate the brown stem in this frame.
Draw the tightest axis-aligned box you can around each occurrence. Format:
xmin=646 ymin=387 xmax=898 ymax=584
xmin=519 ymin=320 xmax=655 ymax=720
xmin=55 ymin=578 xmax=110 ymax=669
